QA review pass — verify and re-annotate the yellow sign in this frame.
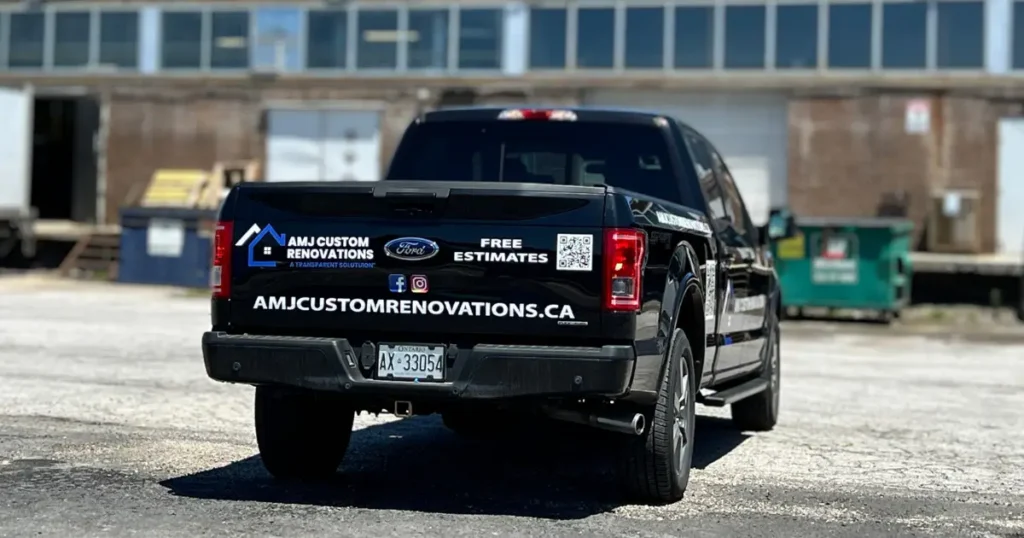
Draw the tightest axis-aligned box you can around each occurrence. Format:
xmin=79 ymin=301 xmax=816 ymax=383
xmin=776 ymin=234 xmax=805 ymax=259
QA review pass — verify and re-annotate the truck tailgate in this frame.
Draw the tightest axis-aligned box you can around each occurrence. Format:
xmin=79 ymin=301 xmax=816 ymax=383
xmin=225 ymin=181 xmax=609 ymax=340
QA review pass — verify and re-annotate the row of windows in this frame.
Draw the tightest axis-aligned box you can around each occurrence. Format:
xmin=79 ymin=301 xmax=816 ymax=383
xmin=3 ymin=2 xmax=1024 ymax=73
xmin=532 ymin=1 xmax=985 ymax=70
xmin=3 ymin=11 xmax=138 ymax=69
xmin=0 ymin=7 xmax=504 ymax=71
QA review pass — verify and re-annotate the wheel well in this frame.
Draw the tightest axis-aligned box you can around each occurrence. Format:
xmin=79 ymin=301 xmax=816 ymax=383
xmin=676 ymin=282 xmax=706 ymax=382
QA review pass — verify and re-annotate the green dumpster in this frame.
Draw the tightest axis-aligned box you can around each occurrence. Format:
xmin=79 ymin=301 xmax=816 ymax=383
xmin=772 ymin=217 xmax=913 ymax=321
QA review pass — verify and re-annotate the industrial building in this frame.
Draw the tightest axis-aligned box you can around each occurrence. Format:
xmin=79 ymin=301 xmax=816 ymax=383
xmin=0 ymin=0 xmax=1022 ymax=270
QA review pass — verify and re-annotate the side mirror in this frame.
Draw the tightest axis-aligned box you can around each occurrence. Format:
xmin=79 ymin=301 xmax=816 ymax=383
xmin=762 ymin=208 xmax=799 ymax=243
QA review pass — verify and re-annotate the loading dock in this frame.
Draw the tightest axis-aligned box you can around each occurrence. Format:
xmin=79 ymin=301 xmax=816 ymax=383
xmin=0 ymin=84 xmax=103 ymax=263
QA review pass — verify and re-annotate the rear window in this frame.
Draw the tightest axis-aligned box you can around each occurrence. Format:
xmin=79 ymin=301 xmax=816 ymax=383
xmin=386 ymin=120 xmax=697 ymax=206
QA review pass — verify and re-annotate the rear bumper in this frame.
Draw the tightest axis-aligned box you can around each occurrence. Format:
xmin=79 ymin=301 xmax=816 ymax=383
xmin=201 ymin=331 xmax=635 ymax=400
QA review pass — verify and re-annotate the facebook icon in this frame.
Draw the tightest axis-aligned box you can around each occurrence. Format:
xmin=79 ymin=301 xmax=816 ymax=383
xmin=388 ymin=274 xmax=407 ymax=293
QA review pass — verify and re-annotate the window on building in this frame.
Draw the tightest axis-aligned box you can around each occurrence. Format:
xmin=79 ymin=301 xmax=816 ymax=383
xmin=0 ymin=13 xmax=6 ymax=67
xmin=53 ymin=12 xmax=92 ymax=68
xmin=776 ymin=4 xmax=817 ymax=69
xmin=1015 ymin=2 xmax=1024 ymax=69
xmin=162 ymin=12 xmax=203 ymax=69
xmin=882 ymin=3 xmax=926 ymax=68
xmin=937 ymin=2 xmax=984 ymax=69
xmin=210 ymin=11 xmax=249 ymax=69
xmin=252 ymin=7 xmax=301 ymax=72
xmin=625 ymin=7 xmax=664 ymax=69
xmin=459 ymin=9 xmax=503 ymax=69
xmin=306 ymin=10 xmax=347 ymax=69
xmin=828 ymin=3 xmax=872 ymax=68
xmin=9 ymin=12 xmax=45 ymax=69
xmin=357 ymin=10 xmax=398 ymax=69
xmin=408 ymin=9 xmax=449 ymax=70
xmin=725 ymin=5 xmax=766 ymax=69
xmin=98 ymin=12 xmax=139 ymax=69
xmin=674 ymin=6 xmax=714 ymax=69
xmin=577 ymin=8 xmax=614 ymax=68
xmin=529 ymin=8 xmax=566 ymax=69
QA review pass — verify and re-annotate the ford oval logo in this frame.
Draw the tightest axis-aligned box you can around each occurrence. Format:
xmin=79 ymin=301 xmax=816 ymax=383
xmin=384 ymin=237 xmax=440 ymax=261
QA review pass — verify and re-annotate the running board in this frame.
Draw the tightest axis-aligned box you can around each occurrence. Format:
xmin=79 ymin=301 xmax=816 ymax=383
xmin=699 ymin=379 xmax=769 ymax=407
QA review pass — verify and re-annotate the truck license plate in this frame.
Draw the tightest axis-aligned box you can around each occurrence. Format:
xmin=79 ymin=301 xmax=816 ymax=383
xmin=377 ymin=344 xmax=445 ymax=381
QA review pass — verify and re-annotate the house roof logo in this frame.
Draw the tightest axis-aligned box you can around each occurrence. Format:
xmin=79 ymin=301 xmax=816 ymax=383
xmin=236 ymin=224 xmax=286 ymax=268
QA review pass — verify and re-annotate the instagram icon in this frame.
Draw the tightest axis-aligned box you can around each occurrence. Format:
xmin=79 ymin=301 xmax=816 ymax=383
xmin=410 ymin=275 xmax=429 ymax=294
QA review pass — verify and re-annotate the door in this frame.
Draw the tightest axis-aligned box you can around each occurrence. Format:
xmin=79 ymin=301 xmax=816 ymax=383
xmin=266 ymin=109 xmax=323 ymax=182
xmin=685 ymin=131 xmax=763 ymax=379
xmin=0 ymin=86 xmax=33 ymax=217
xmin=322 ymin=110 xmax=381 ymax=181
xmin=266 ymin=108 xmax=383 ymax=182
xmin=71 ymin=98 xmax=100 ymax=222
xmin=998 ymin=119 xmax=1024 ymax=256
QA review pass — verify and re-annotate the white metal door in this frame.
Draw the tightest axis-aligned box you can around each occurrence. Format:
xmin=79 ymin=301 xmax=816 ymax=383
xmin=997 ymin=118 xmax=1024 ymax=256
xmin=582 ymin=90 xmax=788 ymax=225
xmin=265 ymin=109 xmax=323 ymax=182
xmin=322 ymin=110 xmax=381 ymax=181
xmin=0 ymin=86 xmax=33 ymax=216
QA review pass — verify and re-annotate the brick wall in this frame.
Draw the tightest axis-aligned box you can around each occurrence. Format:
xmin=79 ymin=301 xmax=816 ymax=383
xmin=788 ymin=94 xmax=1021 ymax=253
xmin=103 ymin=87 xmax=426 ymax=224
xmin=105 ymin=92 xmax=263 ymax=222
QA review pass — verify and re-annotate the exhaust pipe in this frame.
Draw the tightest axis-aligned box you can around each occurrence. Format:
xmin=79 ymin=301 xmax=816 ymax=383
xmin=543 ymin=407 xmax=646 ymax=436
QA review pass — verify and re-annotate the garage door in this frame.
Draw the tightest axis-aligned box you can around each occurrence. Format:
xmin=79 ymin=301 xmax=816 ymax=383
xmin=266 ymin=108 xmax=382 ymax=182
xmin=583 ymin=90 xmax=788 ymax=225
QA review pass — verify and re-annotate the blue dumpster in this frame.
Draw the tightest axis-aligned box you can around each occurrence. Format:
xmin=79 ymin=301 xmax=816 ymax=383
xmin=118 ymin=207 xmax=218 ymax=288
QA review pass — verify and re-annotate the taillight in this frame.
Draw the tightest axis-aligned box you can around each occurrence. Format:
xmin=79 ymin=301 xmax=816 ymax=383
xmin=603 ymin=228 xmax=647 ymax=311
xmin=211 ymin=220 xmax=233 ymax=298
xmin=497 ymin=109 xmax=578 ymax=121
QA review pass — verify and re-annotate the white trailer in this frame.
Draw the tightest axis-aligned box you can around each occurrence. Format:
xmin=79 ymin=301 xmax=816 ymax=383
xmin=0 ymin=85 xmax=36 ymax=259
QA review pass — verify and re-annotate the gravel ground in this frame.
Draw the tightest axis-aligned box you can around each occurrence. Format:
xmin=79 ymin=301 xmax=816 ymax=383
xmin=0 ymin=276 xmax=1022 ymax=537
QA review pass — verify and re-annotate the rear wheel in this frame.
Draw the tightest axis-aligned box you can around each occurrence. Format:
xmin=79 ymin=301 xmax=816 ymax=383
xmin=731 ymin=312 xmax=781 ymax=432
xmin=619 ymin=328 xmax=696 ymax=504
xmin=255 ymin=386 xmax=354 ymax=481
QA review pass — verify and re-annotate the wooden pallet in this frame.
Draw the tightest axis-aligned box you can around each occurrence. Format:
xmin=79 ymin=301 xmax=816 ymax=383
xmin=140 ymin=169 xmax=209 ymax=208
xmin=58 ymin=231 xmax=121 ymax=280
xmin=198 ymin=160 xmax=262 ymax=210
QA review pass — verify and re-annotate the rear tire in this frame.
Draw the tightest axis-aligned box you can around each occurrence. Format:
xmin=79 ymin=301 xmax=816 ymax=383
xmin=731 ymin=312 xmax=781 ymax=432
xmin=619 ymin=328 xmax=696 ymax=504
xmin=255 ymin=386 xmax=353 ymax=481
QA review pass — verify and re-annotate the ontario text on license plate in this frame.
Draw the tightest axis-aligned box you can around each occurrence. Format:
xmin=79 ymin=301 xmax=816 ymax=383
xmin=377 ymin=344 xmax=445 ymax=381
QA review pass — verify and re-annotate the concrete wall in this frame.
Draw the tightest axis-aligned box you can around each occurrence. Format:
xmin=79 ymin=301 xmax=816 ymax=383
xmin=27 ymin=77 xmax=1012 ymax=254
xmin=788 ymin=94 xmax=1023 ymax=253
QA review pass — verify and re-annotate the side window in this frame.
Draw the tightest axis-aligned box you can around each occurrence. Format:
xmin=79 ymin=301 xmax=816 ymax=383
xmin=708 ymin=147 xmax=753 ymax=238
xmin=683 ymin=133 xmax=729 ymax=225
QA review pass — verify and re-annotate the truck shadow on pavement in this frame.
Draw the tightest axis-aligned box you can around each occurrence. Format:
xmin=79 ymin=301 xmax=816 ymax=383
xmin=160 ymin=414 xmax=749 ymax=519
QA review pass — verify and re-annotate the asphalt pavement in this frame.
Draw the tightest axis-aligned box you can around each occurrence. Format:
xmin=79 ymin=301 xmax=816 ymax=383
xmin=0 ymin=276 xmax=1021 ymax=537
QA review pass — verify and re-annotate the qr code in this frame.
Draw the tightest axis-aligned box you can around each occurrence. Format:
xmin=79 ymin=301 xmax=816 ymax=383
xmin=556 ymin=234 xmax=594 ymax=271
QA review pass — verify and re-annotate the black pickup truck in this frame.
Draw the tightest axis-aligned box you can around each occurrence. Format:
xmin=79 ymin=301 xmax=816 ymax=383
xmin=202 ymin=107 xmax=797 ymax=504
